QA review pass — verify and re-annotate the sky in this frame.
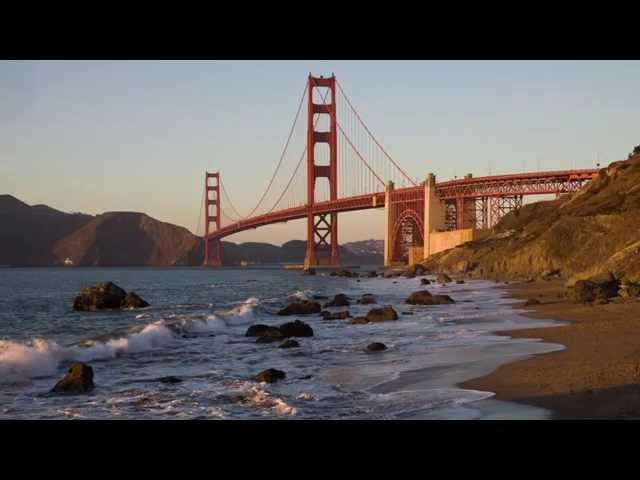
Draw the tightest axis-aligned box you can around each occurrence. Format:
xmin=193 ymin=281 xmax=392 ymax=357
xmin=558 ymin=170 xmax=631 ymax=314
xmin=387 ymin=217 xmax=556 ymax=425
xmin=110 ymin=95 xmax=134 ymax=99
xmin=1 ymin=60 xmax=639 ymax=245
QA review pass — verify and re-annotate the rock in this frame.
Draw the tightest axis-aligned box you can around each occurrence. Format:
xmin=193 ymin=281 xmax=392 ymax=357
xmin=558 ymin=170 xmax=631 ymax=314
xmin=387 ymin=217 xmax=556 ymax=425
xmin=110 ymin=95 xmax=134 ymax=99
xmin=256 ymin=333 xmax=284 ymax=344
xmin=254 ymin=368 xmax=286 ymax=383
xmin=541 ymin=269 xmax=562 ymax=280
xmin=334 ymin=269 xmax=355 ymax=278
xmin=358 ymin=294 xmax=377 ymax=305
xmin=365 ymin=306 xmax=399 ymax=322
xmin=368 ymin=271 xmax=378 ymax=278
xmin=302 ymin=268 xmax=316 ymax=276
xmin=570 ymin=276 xmax=619 ymax=303
xmin=158 ymin=376 xmax=183 ymax=384
xmin=323 ymin=293 xmax=350 ymax=308
xmin=454 ymin=260 xmax=475 ymax=273
xmin=329 ymin=271 xmax=337 ymax=277
xmin=406 ymin=290 xmax=455 ymax=305
xmin=279 ymin=320 xmax=314 ymax=337
xmin=278 ymin=339 xmax=300 ymax=349
xmin=312 ymin=295 xmax=329 ymax=300
xmin=320 ymin=310 xmax=351 ymax=320
xmin=366 ymin=342 xmax=387 ymax=352
xmin=277 ymin=300 xmax=321 ymax=316
xmin=73 ymin=282 xmax=127 ymax=311
xmin=349 ymin=316 xmax=369 ymax=325
xmin=51 ymin=363 xmax=94 ymax=394
xmin=524 ymin=298 xmax=541 ymax=306
xmin=383 ymin=270 xmax=400 ymax=279
xmin=436 ymin=273 xmax=452 ymax=284
xmin=619 ymin=284 xmax=640 ymax=298
xmin=404 ymin=264 xmax=427 ymax=277
xmin=245 ymin=324 xmax=281 ymax=337
xmin=123 ymin=291 xmax=149 ymax=309
xmin=420 ymin=278 xmax=431 ymax=285
xmin=455 ymin=280 xmax=465 ymax=284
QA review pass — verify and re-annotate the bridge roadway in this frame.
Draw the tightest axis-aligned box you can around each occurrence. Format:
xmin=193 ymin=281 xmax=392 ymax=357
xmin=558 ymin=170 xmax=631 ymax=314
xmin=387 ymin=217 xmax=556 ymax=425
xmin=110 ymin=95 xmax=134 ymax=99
xmin=205 ymin=168 xmax=599 ymax=242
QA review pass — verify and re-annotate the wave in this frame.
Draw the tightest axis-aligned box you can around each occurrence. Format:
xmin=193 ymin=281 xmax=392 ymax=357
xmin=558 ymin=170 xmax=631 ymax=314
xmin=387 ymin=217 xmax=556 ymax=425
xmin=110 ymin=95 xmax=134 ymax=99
xmin=0 ymin=297 xmax=261 ymax=384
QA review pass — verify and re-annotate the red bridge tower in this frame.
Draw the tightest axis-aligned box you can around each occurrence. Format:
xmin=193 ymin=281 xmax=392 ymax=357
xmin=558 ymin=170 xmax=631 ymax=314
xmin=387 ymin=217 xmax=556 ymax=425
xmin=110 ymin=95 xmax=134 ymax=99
xmin=203 ymin=171 xmax=222 ymax=266
xmin=304 ymin=74 xmax=340 ymax=268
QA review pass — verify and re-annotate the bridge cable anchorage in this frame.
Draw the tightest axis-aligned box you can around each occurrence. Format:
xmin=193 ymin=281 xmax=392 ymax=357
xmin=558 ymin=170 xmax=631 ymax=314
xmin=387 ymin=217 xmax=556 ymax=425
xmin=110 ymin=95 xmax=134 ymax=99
xmin=336 ymin=122 xmax=385 ymax=188
xmin=336 ymin=79 xmax=416 ymax=186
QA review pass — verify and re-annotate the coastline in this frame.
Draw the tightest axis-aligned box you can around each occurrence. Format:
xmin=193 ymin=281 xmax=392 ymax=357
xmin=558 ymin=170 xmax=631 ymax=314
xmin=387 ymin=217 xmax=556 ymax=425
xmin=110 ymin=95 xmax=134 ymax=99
xmin=460 ymin=278 xmax=640 ymax=419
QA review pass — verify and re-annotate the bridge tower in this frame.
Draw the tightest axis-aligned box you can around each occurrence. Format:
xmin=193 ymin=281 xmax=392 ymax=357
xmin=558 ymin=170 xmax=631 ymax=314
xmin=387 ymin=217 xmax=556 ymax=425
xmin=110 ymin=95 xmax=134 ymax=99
xmin=203 ymin=171 xmax=222 ymax=267
xmin=304 ymin=74 xmax=340 ymax=268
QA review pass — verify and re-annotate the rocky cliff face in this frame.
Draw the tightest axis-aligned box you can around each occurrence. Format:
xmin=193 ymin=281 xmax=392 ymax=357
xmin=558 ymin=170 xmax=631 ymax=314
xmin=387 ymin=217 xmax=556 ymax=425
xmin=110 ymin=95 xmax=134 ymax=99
xmin=422 ymin=154 xmax=640 ymax=285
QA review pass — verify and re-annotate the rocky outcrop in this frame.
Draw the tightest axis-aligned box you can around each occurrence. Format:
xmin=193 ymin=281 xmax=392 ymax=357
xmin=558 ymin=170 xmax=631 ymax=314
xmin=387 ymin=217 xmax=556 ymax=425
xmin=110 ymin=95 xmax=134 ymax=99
xmin=254 ymin=368 xmax=286 ymax=383
xmin=278 ymin=339 xmax=300 ymax=349
xmin=365 ymin=306 xmax=398 ymax=322
xmin=436 ymin=273 xmax=452 ymax=284
xmin=358 ymin=294 xmax=377 ymax=305
xmin=323 ymin=293 xmax=350 ymax=308
xmin=277 ymin=300 xmax=321 ymax=316
xmin=420 ymin=278 xmax=431 ymax=285
xmin=73 ymin=282 xmax=149 ymax=311
xmin=246 ymin=324 xmax=281 ymax=337
xmin=366 ymin=342 xmax=387 ymax=352
xmin=51 ymin=363 xmax=95 ymax=394
xmin=406 ymin=290 xmax=455 ymax=305
xmin=279 ymin=320 xmax=314 ymax=337
xmin=256 ymin=331 xmax=284 ymax=343
xmin=320 ymin=310 xmax=351 ymax=320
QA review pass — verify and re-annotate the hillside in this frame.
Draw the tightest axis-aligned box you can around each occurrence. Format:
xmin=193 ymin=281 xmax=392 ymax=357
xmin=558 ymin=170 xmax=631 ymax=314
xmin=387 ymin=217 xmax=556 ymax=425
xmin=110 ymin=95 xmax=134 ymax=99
xmin=422 ymin=152 xmax=640 ymax=285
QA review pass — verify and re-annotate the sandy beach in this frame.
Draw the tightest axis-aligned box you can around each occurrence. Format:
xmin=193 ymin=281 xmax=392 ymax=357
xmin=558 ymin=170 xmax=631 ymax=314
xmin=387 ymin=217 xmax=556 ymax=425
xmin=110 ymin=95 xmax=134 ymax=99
xmin=461 ymin=279 xmax=640 ymax=419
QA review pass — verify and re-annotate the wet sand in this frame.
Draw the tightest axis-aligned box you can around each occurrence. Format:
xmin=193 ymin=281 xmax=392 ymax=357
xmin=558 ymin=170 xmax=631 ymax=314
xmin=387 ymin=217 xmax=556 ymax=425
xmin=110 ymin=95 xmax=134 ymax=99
xmin=461 ymin=279 xmax=640 ymax=419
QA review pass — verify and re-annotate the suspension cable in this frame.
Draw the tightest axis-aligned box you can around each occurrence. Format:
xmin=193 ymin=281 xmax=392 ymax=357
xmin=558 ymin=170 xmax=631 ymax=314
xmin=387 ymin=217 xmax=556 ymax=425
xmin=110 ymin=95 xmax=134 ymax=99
xmin=337 ymin=122 xmax=385 ymax=188
xmin=336 ymin=79 xmax=416 ymax=186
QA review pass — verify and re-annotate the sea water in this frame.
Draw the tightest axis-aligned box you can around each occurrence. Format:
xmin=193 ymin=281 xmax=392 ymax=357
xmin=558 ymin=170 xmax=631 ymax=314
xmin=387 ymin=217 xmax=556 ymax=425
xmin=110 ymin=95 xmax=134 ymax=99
xmin=0 ymin=267 xmax=563 ymax=420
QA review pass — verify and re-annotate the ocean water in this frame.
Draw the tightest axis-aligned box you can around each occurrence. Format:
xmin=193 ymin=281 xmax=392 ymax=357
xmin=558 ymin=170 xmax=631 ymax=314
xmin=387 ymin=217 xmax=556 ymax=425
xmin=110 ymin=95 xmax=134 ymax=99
xmin=0 ymin=267 xmax=563 ymax=420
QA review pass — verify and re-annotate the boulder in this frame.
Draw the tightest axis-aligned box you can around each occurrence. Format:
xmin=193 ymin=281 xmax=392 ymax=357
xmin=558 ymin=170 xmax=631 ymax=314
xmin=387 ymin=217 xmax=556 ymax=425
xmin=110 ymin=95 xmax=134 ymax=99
xmin=619 ymin=284 xmax=640 ymax=298
xmin=277 ymin=300 xmax=321 ymax=316
xmin=254 ymin=368 xmax=286 ymax=383
xmin=278 ymin=339 xmax=300 ymax=349
xmin=73 ymin=282 xmax=127 ymax=311
xmin=256 ymin=333 xmax=284 ymax=344
xmin=51 ymin=363 xmax=94 ymax=394
xmin=436 ymin=273 xmax=452 ymax=284
xmin=420 ymin=278 xmax=431 ymax=285
xmin=406 ymin=290 xmax=455 ymax=305
xmin=323 ymin=293 xmax=350 ymax=308
xmin=524 ymin=298 xmax=541 ymax=306
xmin=349 ymin=316 xmax=369 ymax=325
xmin=358 ymin=294 xmax=377 ymax=305
xmin=279 ymin=320 xmax=314 ymax=337
xmin=570 ymin=275 xmax=619 ymax=303
xmin=123 ymin=291 xmax=150 ymax=309
xmin=245 ymin=324 xmax=282 ymax=338
xmin=365 ymin=306 xmax=399 ymax=322
xmin=366 ymin=342 xmax=387 ymax=352
xmin=320 ymin=310 xmax=351 ymax=320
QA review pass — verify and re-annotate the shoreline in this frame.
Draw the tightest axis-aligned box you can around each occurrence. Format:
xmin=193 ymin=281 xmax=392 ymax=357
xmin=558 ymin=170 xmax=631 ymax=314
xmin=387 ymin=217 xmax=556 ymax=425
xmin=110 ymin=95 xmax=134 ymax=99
xmin=460 ymin=278 xmax=640 ymax=419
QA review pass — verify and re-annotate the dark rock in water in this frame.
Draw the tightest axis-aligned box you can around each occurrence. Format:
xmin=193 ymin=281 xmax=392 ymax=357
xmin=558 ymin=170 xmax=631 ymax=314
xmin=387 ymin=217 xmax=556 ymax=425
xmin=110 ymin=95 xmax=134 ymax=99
xmin=323 ymin=293 xmax=350 ymax=308
xmin=254 ymin=368 xmax=286 ymax=383
xmin=349 ymin=316 xmax=369 ymax=325
xmin=420 ymin=278 xmax=431 ymax=285
xmin=158 ymin=376 xmax=183 ymax=384
xmin=524 ymin=298 xmax=541 ymax=306
xmin=303 ymin=268 xmax=316 ymax=276
xmin=455 ymin=280 xmax=465 ymax=284
xmin=123 ymin=291 xmax=150 ymax=309
xmin=51 ymin=363 xmax=94 ymax=394
xmin=320 ymin=310 xmax=351 ymax=320
xmin=366 ymin=342 xmax=387 ymax=352
xmin=329 ymin=271 xmax=337 ymax=277
xmin=256 ymin=334 xmax=283 ymax=344
xmin=368 ymin=271 xmax=378 ymax=278
xmin=406 ymin=290 xmax=455 ymax=305
xmin=245 ymin=324 xmax=281 ymax=337
xmin=73 ymin=282 xmax=127 ymax=311
xmin=278 ymin=339 xmax=300 ymax=349
xmin=365 ymin=306 xmax=398 ymax=322
xmin=436 ymin=273 xmax=452 ymax=284
xmin=312 ymin=295 xmax=329 ymax=300
xmin=358 ymin=294 xmax=377 ymax=305
xmin=277 ymin=300 xmax=321 ymax=316
xmin=279 ymin=319 xmax=314 ymax=337
xmin=401 ymin=311 xmax=414 ymax=315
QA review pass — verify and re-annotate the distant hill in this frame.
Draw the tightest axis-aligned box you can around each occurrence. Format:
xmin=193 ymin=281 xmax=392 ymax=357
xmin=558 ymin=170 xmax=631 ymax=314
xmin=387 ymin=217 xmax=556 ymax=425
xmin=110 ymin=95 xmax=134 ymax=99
xmin=0 ymin=195 xmax=382 ymax=267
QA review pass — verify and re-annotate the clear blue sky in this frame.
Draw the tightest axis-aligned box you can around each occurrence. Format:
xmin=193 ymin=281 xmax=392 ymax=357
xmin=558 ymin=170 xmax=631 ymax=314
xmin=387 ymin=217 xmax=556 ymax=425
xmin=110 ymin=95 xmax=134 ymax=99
xmin=1 ymin=60 xmax=638 ymax=244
